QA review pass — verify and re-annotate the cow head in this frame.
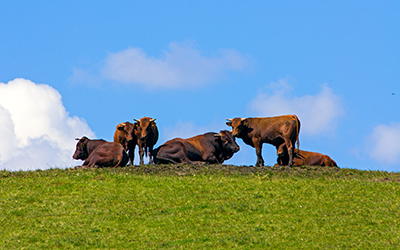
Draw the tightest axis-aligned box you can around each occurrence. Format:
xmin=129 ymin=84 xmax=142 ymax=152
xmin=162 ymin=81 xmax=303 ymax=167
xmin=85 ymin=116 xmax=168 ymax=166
xmin=73 ymin=136 xmax=90 ymax=160
xmin=134 ymin=117 xmax=157 ymax=141
xmin=215 ymin=130 xmax=240 ymax=160
xmin=226 ymin=118 xmax=248 ymax=137
xmin=117 ymin=122 xmax=135 ymax=140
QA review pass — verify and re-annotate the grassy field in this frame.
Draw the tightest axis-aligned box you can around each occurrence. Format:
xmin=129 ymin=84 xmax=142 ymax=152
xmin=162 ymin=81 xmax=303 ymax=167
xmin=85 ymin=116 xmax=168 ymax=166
xmin=1 ymin=165 xmax=400 ymax=249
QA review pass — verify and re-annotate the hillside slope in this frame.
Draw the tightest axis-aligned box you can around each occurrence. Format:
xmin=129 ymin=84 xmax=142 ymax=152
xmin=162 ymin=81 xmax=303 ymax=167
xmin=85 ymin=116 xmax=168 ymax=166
xmin=1 ymin=165 xmax=399 ymax=249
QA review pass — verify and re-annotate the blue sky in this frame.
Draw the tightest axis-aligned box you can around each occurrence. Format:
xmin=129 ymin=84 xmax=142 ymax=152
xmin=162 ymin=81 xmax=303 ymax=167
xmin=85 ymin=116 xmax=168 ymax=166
xmin=1 ymin=1 xmax=399 ymax=171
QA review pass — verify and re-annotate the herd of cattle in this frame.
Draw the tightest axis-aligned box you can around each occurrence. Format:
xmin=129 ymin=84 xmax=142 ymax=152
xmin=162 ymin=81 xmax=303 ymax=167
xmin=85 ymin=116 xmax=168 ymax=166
xmin=73 ymin=115 xmax=338 ymax=168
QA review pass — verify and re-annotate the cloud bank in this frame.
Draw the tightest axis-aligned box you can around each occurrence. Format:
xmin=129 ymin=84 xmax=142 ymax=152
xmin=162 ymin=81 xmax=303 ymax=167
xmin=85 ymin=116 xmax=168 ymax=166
xmin=0 ymin=78 xmax=95 ymax=171
xmin=367 ymin=123 xmax=400 ymax=164
xmin=250 ymin=78 xmax=344 ymax=135
xmin=72 ymin=41 xmax=248 ymax=89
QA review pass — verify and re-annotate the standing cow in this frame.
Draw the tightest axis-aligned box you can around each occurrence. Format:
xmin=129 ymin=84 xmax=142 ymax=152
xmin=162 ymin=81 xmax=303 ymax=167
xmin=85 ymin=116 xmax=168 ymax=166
xmin=153 ymin=130 xmax=240 ymax=164
xmin=134 ymin=117 xmax=159 ymax=165
xmin=73 ymin=136 xmax=128 ymax=168
xmin=226 ymin=115 xmax=300 ymax=167
xmin=114 ymin=122 xmax=137 ymax=165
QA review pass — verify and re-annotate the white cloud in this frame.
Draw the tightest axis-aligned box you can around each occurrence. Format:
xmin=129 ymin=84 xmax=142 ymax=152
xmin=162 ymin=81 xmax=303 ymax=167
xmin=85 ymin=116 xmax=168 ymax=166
xmin=100 ymin=41 xmax=248 ymax=88
xmin=0 ymin=78 xmax=95 ymax=171
xmin=367 ymin=123 xmax=400 ymax=164
xmin=249 ymin=78 xmax=344 ymax=135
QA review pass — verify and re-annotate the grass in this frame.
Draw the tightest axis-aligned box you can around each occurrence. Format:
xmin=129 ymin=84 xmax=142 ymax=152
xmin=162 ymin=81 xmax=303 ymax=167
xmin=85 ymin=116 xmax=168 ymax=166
xmin=1 ymin=165 xmax=400 ymax=249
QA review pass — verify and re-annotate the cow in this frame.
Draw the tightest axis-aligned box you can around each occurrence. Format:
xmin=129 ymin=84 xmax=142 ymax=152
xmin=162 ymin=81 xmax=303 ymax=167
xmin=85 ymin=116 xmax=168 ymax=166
xmin=153 ymin=130 xmax=240 ymax=164
xmin=114 ymin=122 xmax=137 ymax=165
xmin=134 ymin=117 xmax=159 ymax=165
xmin=276 ymin=145 xmax=338 ymax=167
xmin=73 ymin=136 xmax=129 ymax=168
xmin=226 ymin=115 xmax=300 ymax=167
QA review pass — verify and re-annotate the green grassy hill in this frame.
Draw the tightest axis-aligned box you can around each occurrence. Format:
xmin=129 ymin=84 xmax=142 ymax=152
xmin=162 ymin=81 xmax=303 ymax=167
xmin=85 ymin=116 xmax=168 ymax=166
xmin=1 ymin=165 xmax=399 ymax=249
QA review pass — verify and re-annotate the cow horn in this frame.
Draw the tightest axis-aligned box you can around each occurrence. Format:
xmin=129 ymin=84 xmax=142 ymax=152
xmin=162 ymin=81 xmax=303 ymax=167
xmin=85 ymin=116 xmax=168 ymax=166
xmin=214 ymin=134 xmax=222 ymax=138
xmin=226 ymin=119 xmax=233 ymax=122
xmin=241 ymin=118 xmax=246 ymax=121
xmin=134 ymin=119 xmax=139 ymax=122
xmin=150 ymin=118 xmax=156 ymax=122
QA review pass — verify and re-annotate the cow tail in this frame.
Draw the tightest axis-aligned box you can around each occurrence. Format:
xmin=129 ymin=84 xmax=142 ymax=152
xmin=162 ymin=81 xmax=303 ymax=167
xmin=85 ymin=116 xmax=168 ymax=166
xmin=112 ymin=151 xmax=125 ymax=168
xmin=295 ymin=115 xmax=300 ymax=157
xmin=112 ymin=157 xmax=122 ymax=168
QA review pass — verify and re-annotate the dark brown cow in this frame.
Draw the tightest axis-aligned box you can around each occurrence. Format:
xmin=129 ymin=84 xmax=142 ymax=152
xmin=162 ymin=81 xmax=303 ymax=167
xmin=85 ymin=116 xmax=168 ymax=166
xmin=276 ymin=146 xmax=338 ymax=167
xmin=134 ymin=117 xmax=159 ymax=165
xmin=226 ymin=115 xmax=300 ymax=167
xmin=153 ymin=130 xmax=240 ymax=164
xmin=73 ymin=136 xmax=128 ymax=168
xmin=114 ymin=122 xmax=137 ymax=165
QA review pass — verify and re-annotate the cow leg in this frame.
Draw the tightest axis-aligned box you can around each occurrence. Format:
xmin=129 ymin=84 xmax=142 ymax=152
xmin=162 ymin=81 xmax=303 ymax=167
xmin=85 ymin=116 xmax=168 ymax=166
xmin=285 ymin=141 xmax=295 ymax=167
xmin=138 ymin=145 xmax=144 ymax=165
xmin=128 ymin=149 xmax=135 ymax=165
xmin=127 ymin=141 xmax=136 ymax=165
xmin=253 ymin=139 xmax=264 ymax=166
xmin=148 ymin=145 xmax=154 ymax=165
xmin=275 ymin=144 xmax=287 ymax=166
xmin=82 ymin=159 xmax=91 ymax=168
xmin=137 ymin=140 xmax=146 ymax=165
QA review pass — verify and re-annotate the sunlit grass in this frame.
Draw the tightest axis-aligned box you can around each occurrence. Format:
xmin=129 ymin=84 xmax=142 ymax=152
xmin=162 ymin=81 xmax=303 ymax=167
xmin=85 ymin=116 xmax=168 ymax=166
xmin=1 ymin=165 xmax=400 ymax=249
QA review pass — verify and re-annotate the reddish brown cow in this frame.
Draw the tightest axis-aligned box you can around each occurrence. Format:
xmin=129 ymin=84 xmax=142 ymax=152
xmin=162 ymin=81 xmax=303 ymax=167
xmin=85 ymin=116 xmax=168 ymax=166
xmin=226 ymin=115 xmax=300 ymax=167
xmin=114 ymin=122 xmax=137 ymax=165
xmin=134 ymin=117 xmax=159 ymax=165
xmin=73 ymin=136 xmax=128 ymax=168
xmin=153 ymin=130 xmax=240 ymax=164
xmin=276 ymin=146 xmax=338 ymax=167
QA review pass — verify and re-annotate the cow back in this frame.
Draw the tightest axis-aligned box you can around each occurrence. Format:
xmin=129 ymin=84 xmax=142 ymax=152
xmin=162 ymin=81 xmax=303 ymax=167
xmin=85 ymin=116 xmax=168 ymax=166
xmin=85 ymin=142 xmax=128 ymax=168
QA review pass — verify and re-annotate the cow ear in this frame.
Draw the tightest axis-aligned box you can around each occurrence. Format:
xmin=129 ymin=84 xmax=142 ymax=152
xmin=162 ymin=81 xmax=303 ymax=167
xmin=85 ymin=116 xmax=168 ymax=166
xmin=214 ymin=134 xmax=222 ymax=141
xmin=117 ymin=124 xmax=125 ymax=131
xmin=226 ymin=121 xmax=232 ymax=127
xmin=242 ymin=118 xmax=248 ymax=126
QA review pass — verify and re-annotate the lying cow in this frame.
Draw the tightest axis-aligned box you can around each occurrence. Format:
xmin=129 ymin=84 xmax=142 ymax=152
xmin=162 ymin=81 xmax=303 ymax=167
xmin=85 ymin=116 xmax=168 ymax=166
xmin=73 ymin=136 xmax=129 ymax=168
xmin=226 ymin=115 xmax=300 ymax=167
xmin=153 ymin=130 xmax=240 ymax=164
xmin=134 ymin=117 xmax=159 ymax=165
xmin=276 ymin=145 xmax=338 ymax=167
xmin=114 ymin=122 xmax=136 ymax=165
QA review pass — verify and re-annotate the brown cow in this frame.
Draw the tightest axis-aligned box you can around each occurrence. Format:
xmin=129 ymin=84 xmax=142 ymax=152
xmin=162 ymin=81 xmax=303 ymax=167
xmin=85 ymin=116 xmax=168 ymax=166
xmin=276 ymin=145 xmax=338 ymax=167
xmin=152 ymin=130 xmax=240 ymax=164
xmin=134 ymin=117 xmax=159 ymax=165
xmin=114 ymin=122 xmax=137 ymax=165
xmin=226 ymin=115 xmax=300 ymax=167
xmin=73 ymin=136 xmax=128 ymax=168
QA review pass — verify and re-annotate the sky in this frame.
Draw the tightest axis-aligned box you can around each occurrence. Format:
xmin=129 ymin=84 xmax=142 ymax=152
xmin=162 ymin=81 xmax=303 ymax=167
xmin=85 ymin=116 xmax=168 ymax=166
xmin=0 ymin=1 xmax=399 ymax=171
